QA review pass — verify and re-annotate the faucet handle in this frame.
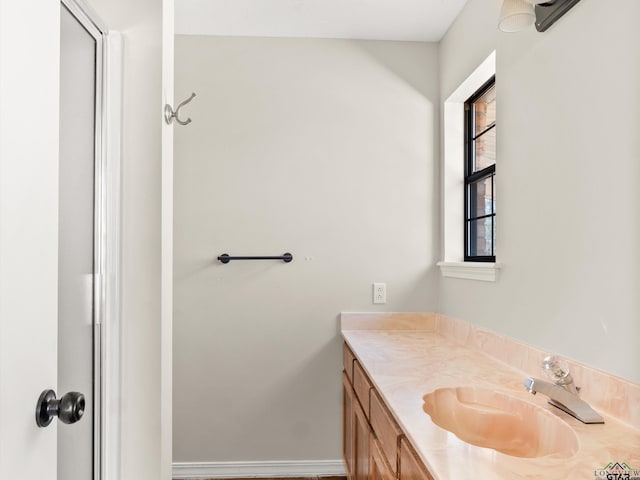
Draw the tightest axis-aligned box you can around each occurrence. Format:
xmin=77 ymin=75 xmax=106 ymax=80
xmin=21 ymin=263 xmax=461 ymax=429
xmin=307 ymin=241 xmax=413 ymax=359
xmin=542 ymin=355 xmax=579 ymax=394
xmin=542 ymin=355 xmax=569 ymax=380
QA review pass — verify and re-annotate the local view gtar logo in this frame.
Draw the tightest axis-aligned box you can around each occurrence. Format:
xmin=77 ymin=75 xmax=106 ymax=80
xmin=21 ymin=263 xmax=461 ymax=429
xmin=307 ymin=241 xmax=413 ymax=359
xmin=594 ymin=462 xmax=640 ymax=480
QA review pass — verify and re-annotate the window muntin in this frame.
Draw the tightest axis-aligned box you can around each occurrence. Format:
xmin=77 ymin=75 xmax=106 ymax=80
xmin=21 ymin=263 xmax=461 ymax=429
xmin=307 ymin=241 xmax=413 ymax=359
xmin=465 ymin=77 xmax=496 ymax=262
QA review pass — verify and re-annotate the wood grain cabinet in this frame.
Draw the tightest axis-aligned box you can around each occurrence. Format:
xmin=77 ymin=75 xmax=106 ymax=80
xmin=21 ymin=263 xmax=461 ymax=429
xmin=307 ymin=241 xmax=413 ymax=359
xmin=344 ymin=343 xmax=356 ymax=383
xmin=353 ymin=360 xmax=373 ymax=418
xmin=370 ymin=436 xmax=395 ymax=480
xmin=354 ymin=396 xmax=372 ymax=480
xmin=342 ymin=342 xmax=435 ymax=480
xmin=343 ymin=371 xmax=372 ymax=480
xmin=343 ymin=373 xmax=356 ymax=480
xmin=399 ymin=438 xmax=434 ymax=480
xmin=370 ymin=389 xmax=402 ymax=475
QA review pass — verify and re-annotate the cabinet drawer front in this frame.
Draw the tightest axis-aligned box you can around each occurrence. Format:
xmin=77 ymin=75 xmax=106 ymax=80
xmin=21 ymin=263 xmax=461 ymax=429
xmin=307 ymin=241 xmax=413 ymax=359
xmin=353 ymin=360 xmax=373 ymax=418
xmin=370 ymin=390 xmax=402 ymax=474
xmin=399 ymin=437 xmax=434 ymax=480
xmin=343 ymin=342 xmax=356 ymax=382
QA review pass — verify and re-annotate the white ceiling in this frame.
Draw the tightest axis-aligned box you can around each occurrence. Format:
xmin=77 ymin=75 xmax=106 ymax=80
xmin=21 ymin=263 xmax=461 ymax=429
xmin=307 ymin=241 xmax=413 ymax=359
xmin=176 ymin=0 xmax=469 ymax=42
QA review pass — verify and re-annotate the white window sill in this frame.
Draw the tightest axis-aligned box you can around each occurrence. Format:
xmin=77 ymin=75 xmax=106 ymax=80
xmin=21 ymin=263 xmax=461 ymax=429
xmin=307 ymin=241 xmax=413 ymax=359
xmin=437 ymin=261 xmax=502 ymax=282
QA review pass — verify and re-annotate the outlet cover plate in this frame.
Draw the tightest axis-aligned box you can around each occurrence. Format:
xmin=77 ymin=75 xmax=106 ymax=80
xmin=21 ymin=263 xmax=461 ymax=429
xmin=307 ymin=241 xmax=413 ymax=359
xmin=373 ymin=283 xmax=386 ymax=304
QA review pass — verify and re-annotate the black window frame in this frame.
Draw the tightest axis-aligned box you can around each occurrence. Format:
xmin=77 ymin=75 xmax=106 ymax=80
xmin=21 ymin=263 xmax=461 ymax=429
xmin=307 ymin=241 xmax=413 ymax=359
xmin=464 ymin=76 xmax=496 ymax=262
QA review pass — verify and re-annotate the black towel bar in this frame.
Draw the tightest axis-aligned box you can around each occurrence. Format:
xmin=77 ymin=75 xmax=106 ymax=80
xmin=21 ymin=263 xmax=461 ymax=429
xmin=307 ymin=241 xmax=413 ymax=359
xmin=217 ymin=253 xmax=293 ymax=264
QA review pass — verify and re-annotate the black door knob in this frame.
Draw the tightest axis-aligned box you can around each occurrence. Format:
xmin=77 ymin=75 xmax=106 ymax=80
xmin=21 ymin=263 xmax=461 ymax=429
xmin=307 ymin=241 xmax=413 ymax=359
xmin=36 ymin=389 xmax=85 ymax=428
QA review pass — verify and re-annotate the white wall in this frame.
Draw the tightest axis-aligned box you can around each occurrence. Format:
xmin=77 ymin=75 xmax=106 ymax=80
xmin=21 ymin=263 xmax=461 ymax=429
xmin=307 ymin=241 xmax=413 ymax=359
xmin=88 ymin=0 xmax=166 ymax=478
xmin=173 ymin=36 xmax=440 ymax=462
xmin=438 ymin=0 xmax=640 ymax=383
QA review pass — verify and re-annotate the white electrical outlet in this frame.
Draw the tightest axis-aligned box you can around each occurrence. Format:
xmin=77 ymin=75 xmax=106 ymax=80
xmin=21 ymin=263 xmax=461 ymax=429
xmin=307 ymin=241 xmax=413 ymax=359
xmin=373 ymin=283 xmax=386 ymax=304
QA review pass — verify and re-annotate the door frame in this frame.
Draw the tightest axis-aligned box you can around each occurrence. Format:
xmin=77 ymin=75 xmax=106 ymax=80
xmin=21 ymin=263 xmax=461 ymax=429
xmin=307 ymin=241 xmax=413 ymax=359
xmin=102 ymin=29 xmax=123 ymax=480
xmin=59 ymin=1 xmax=123 ymax=479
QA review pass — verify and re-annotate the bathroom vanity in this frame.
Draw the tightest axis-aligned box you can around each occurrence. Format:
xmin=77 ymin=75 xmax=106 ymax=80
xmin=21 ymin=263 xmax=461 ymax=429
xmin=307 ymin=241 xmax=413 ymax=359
xmin=341 ymin=312 xmax=640 ymax=480
xmin=343 ymin=342 xmax=432 ymax=480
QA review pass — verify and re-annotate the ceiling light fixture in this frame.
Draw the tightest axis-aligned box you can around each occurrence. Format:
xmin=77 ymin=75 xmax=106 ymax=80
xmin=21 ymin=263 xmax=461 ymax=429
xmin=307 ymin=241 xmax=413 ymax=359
xmin=498 ymin=0 xmax=582 ymax=33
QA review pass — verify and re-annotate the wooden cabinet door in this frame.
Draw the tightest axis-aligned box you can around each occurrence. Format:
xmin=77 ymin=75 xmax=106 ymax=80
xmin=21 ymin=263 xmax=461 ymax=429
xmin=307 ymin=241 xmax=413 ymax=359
xmin=343 ymin=373 xmax=356 ymax=480
xmin=399 ymin=438 xmax=434 ymax=480
xmin=354 ymin=395 xmax=372 ymax=480
xmin=370 ymin=436 xmax=395 ymax=480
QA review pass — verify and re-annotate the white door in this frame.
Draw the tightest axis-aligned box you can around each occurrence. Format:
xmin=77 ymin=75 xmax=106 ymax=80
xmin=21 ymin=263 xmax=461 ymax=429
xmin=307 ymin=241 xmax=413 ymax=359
xmin=0 ymin=1 xmax=107 ymax=478
xmin=0 ymin=0 xmax=63 ymax=478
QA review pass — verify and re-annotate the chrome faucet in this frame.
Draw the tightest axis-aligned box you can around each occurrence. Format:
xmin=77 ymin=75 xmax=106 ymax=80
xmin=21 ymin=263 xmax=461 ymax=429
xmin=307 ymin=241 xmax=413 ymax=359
xmin=524 ymin=356 xmax=604 ymax=424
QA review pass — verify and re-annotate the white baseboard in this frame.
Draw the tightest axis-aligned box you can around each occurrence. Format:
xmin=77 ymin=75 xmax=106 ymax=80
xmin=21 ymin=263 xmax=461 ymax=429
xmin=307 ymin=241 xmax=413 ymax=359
xmin=173 ymin=460 xmax=346 ymax=479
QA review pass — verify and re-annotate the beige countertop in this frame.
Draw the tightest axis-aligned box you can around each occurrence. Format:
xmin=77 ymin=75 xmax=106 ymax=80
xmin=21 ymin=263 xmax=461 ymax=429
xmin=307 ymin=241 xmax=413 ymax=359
xmin=341 ymin=312 xmax=640 ymax=480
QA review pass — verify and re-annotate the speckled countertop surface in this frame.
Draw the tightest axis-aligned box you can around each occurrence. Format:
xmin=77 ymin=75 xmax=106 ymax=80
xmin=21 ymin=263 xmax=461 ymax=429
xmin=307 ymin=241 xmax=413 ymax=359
xmin=341 ymin=312 xmax=640 ymax=480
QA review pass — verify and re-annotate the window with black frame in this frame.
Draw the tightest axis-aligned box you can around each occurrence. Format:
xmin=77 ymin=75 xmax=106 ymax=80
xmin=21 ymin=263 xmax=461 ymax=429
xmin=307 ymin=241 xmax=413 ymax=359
xmin=465 ymin=77 xmax=496 ymax=262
